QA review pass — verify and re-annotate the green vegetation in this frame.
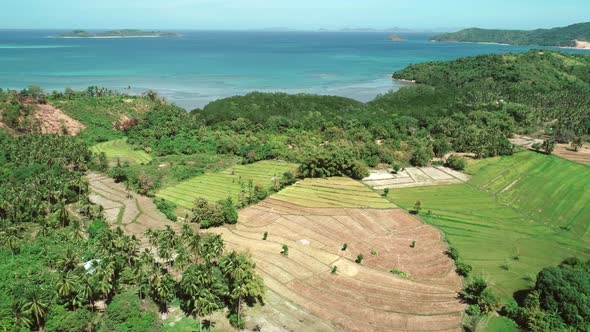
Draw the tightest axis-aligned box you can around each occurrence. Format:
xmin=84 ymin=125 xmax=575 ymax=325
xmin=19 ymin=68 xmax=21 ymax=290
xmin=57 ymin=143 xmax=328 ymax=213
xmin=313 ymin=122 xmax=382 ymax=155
xmin=153 ymin=198 xmax=178 ymax=221
xmin=156 ymin=160 xmax=297 ymax=208
xmin=390 ymin=151 xmax=590 ymax=300
xmin=272 ymin=177 xmax=395 ymax=208
xmin=91 ymin=138 xmax=153 ymax=165
xmin=392 ymin=50 xmax=590 ymax=143
xmin=58 ymin=29 xmax=179 ymax=38
xmin=0 ymin=132 xmax=264 ymax=331
xmin=433 ymin=22 xmax=590 ymax=47
xmin=355 ymin=254 xmax=364 ymax=264
xmin=504 ymin=258 xmax=590 ymax=331
xmin=390 ymin=269 xmax=411 ymax=279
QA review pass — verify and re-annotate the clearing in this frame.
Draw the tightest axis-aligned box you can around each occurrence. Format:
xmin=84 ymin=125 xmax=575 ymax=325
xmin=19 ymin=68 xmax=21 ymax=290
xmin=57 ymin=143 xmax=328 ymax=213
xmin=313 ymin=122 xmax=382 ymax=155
xmin=363 ymin=166 xmax=470 ymax=190
xmin=91 ymin=138 xmax=153 ymax=165
xmin=156 ymin=160 xmax=297 ymax=208
xmin=215 ymin=176 xmax=465 ymax=331
xmin=33 ymin=103 xmax=86 ymax=135
xmin=389 ymin=151 xmax=590 ymax=300
xmin=510 ymin=135 xmax=590 ymax=166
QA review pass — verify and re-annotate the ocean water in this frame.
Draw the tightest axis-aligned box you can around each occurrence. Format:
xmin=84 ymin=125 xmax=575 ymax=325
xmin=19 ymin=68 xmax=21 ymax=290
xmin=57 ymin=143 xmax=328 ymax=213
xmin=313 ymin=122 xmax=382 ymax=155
xmin=0 ymin=30 xmax=585 ymax=110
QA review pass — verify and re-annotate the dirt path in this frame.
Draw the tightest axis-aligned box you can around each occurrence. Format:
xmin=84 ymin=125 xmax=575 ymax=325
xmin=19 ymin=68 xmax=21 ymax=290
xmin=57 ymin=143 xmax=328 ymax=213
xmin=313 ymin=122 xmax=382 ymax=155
xmin=217 ymin=198 xmax=465 ymax=331
xmin=87 ymin=172 xmax=178 ymax=245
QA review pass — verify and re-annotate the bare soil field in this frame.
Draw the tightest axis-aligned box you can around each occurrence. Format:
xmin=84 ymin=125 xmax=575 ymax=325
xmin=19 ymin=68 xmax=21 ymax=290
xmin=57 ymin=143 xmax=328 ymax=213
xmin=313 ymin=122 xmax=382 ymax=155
xmin=363 ymin=167 xmax=470 ymax=190
xmin=510 ymin=135 xmax=590 ymax=166
xmin=87 ymin=172 xmax=177 ymax=245
xmin=553 ymin=144 xmax=590 ymax=166
xmin=218 ymin=194 xmax=465 ymax=331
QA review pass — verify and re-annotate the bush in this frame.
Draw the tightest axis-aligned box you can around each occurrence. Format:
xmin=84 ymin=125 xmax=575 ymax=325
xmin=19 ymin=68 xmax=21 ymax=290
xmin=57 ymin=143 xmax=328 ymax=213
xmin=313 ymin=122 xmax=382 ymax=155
xmin=460 ymin=278 xmax=499 ymax=314
xmin=98 ymin=290 xmax=161 ymax=332
xmin=153 ymin=198 xmax=178 ymax=222
xmin=410 ymin=146 xmax=434 ymax=167
xmin=87 ymin=219 xmax=109 ymax=238
xmin=445 ymin=155 xmax=467 ymax=171
xmin=456 ymin=260 xmax=473 ymax=277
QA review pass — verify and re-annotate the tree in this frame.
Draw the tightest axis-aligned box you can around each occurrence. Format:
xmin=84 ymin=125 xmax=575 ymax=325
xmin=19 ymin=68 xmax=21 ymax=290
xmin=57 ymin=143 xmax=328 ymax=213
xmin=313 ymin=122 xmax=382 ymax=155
xmin=24 ymin=290 xmax=48 ymax=330
xmin=571 ymin=136 xmax=583 ymax=152
xmin=445 ymin=155 xmax=467 ymax=171
xmin=542 ymin=138 xmax=556 ymax=155
xmin=198 ymin=233 xmax=225 ymax=264
xmin=459 ymin=278 xmax=499 ymax=314
xmin=178 ymin=265 xmax=222 ymax=332
xmin=355 ymin=254 xmax=364 ymax=264
xmin=220 ymin=252 xmax=264 ymax=328
xmin=281 ymin=245 xmax=289 ymax=257
xmin=412 ymin=200 xmax=422 ymax=215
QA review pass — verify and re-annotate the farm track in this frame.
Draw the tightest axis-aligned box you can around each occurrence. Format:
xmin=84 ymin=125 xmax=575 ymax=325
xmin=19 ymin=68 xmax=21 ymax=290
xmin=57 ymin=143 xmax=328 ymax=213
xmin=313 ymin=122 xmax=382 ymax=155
xmin=218 ymin=195 xmax=464 ymax=331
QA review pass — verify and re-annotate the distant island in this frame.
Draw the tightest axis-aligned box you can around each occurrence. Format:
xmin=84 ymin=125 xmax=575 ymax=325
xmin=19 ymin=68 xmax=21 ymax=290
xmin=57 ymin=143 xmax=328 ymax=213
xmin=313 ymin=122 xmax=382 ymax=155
xmin=388 ymin=35 xmax=406 ymax=42
xmin=432 ymin=22 xmax=590 ymax=48
xmin=57 ymin=29 xmax=179 ymax=38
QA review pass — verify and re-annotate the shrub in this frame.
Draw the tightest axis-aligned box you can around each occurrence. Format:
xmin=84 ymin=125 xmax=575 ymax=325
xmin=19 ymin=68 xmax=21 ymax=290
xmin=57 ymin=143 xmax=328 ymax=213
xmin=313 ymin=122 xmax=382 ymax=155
xmin=87 ymin=219 xmax=109 ymax=238
xmin=281 ymin=245 xmax=289 ymax=256
xmin=410 ymin=241 xmax=416 ymax=248
xmin=341 ymin=243 xmax=348 ymax=251
xmin=410 ymin=146 xmax=434 ymax=167
xmin=153 ymin=198 xmax=178 ymax=222
xmin=355 ymin=254 xmax=364 ymax=264
xmin=460 ymin=278 xmax=499 ymax=314
xmin=445 ymin=155 xmax=467 ymax=171
xmin=331 ymin=266 xmax=338 ymax=274
xmin=456 ymin=260 xmax=473 ymax=277
xmin=383 ymin=188 xmax=390 ymax=197
xmin=390 ymin=269 xmax=411 ymax=279
xmin=263 ymin=231 xmax=268 ymax=240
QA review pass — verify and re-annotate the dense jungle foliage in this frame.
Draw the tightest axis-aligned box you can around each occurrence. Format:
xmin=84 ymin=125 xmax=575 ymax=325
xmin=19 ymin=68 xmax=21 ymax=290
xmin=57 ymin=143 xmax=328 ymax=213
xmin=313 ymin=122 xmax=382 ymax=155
xmin=432 ymin=22 xmax=590 ymax=47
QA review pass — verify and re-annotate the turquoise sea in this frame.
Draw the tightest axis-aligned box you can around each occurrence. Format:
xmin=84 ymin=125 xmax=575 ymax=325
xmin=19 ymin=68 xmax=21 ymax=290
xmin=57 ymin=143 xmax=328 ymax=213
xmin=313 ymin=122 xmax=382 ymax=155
xmin=0 ymin=30 xmax=585 ymax=109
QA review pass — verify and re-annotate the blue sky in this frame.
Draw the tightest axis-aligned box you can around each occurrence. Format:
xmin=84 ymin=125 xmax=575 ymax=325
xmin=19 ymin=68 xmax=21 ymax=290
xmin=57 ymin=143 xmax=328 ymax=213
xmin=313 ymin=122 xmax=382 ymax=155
xmin=2 ymin=0 xmax=588 ymax=31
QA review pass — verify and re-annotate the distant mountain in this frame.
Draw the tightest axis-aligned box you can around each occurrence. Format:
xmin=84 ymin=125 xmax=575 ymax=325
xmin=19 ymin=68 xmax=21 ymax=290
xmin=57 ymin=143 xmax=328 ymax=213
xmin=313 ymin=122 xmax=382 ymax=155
xmin=432 ymin=22 xmax=590 ymax=48
xmin=57 ymin=29 xmax=179 ymax=38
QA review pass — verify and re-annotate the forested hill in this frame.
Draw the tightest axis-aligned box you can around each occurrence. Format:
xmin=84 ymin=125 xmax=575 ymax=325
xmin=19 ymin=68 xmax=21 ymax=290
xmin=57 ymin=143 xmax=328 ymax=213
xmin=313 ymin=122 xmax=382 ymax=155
xmin=392 ymin=50 xmax=590 ymax=91
xmin=432 ymin=22 xmax=590 ymax=47
xmin=391 ymin=49 xmax=590 ymax=139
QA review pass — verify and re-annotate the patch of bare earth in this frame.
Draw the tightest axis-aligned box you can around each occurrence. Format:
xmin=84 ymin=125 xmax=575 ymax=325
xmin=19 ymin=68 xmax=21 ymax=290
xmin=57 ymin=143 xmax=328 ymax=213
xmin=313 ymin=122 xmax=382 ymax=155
xmin=87 ymin=172 xmax=177 ymax=246
xmin=217 ymin=198 xmax=465 ymax=331
xmin=553 ymin=143 xmax=590 ymax=166
xmin=33 ymin=103 xmax=86 ymax=135
xmin=511 ymin=135 xmax=590 ymax=166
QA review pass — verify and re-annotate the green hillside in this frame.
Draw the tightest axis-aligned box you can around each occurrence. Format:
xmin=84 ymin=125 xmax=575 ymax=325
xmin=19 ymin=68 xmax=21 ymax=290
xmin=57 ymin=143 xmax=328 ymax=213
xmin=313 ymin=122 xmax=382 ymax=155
xmin=389 ymin=151 xmax=590 ymax=300
xmin=432 ymin=22 xmax=590 ymax=47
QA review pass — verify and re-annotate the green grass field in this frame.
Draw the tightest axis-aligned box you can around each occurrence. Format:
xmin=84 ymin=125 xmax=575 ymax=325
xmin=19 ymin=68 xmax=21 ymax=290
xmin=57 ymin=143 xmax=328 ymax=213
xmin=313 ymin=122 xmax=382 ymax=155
xmin=271 ymin=177 xmax=396 ymax=208
xmin=156 ymin=160 xmax=297 ymax=208
xmin=389 ymin=151 xmax=590 ymax=300
xmin=91 ymin=138 xmax=153 ymax=165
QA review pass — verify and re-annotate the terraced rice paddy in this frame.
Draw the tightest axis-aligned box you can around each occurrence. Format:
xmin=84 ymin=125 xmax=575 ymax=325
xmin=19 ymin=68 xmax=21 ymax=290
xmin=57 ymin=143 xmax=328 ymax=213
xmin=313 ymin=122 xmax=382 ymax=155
xmin=156 ymin=160 xmax=297 ymax=208
xmin=272 ymin=177 xmax=396 ymax=208
xmin=87 ymin=172 xmax=177 ymax=245
xmin=363 ymin=166 xmax=470 ymax=190
xmin=390 ymin=151 xmax=590 ymax=300
xmin=214 ymin=177 xmax=464 ymax=331
xmin=91 ymin=138 xmax=153 ymax=165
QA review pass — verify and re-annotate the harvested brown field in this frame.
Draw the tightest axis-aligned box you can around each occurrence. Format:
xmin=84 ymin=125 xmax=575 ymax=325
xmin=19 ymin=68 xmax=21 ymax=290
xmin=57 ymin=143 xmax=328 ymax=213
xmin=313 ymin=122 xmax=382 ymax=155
xmin=511 ymin=135 xmax=590 ymax=166
xmin=218 ymin=192 xmax=465 ymax=331
xmin=553 ymin=143 xmax=590 ymax=166
xmin=363 ymin=167 xmax=470 ymax=190
xmin=87 ymin=172 xmax=177 ymax=245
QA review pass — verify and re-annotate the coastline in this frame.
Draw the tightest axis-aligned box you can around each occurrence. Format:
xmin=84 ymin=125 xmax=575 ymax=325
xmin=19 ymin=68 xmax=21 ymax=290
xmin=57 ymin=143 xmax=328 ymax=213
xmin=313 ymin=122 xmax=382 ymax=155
xmin=559 ymin=39 xmax=590 ymax=50
xmin=433 ymin=38 xmax=590 ymax=50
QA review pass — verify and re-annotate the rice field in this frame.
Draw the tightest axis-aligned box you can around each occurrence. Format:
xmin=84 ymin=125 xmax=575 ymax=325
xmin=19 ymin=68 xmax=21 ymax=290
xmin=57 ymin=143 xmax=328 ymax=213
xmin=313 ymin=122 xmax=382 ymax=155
xmin=271 ymin=177 xmax=396 ymax=208
xmin=91 ymin=138 xmax=153 ymax=165
xmin=156 ymin=160 xmax=297 ymax=208
xmin=389 ymin=151 xmax=590 ymax=300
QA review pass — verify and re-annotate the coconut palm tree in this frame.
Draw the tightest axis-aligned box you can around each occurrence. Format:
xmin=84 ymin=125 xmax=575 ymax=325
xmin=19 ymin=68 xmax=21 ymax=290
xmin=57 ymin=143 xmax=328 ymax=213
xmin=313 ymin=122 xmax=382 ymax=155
xmin=23 ymin=291 xmax=47 ymax=331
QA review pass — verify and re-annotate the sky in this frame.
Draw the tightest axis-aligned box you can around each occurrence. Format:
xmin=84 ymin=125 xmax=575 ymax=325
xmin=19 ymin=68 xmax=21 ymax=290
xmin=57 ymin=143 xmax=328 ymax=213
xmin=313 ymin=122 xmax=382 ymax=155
xmin=1 ymin=0 xmax=588 ymax=31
